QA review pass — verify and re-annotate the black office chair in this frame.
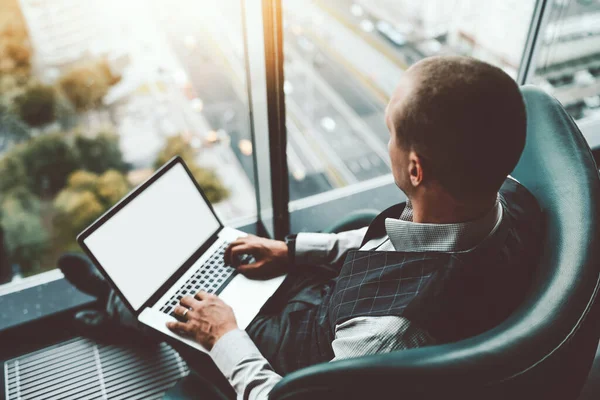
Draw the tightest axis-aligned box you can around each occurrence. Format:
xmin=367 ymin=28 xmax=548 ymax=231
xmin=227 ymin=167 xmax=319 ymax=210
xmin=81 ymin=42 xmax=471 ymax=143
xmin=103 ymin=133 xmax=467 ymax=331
xmin=269 ymin=86 xmax=600 ymax=400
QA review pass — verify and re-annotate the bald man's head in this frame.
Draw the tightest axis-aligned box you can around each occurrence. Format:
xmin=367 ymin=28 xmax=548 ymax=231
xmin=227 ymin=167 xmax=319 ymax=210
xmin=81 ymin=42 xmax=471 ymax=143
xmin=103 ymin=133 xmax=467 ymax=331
xmin=387 ymin=56 xmax=526 ymax=201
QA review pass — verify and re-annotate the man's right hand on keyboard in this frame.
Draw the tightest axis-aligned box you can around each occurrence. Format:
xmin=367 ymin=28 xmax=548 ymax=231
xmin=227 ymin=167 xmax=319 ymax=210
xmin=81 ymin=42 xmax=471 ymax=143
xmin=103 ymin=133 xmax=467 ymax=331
xmin=224 ymin=235 xmax=288 ymax=279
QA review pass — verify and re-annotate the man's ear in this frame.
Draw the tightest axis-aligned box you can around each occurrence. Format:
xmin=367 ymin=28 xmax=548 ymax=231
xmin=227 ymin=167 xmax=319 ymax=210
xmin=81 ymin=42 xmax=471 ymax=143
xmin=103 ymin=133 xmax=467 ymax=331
xmin=409 ymin=151 xmax=423 ymax=187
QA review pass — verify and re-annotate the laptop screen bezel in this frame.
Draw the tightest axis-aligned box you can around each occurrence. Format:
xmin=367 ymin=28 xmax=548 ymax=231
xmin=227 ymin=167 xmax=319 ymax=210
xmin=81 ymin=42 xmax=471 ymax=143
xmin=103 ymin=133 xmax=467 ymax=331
xmin=76 ymin=156 xmax=225 ymax=315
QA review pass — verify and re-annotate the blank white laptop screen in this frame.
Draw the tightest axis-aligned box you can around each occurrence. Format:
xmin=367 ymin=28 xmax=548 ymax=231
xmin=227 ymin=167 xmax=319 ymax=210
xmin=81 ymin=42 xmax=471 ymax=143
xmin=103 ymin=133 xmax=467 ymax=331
xmin=83 ymin=163 xmax=221 ymax=311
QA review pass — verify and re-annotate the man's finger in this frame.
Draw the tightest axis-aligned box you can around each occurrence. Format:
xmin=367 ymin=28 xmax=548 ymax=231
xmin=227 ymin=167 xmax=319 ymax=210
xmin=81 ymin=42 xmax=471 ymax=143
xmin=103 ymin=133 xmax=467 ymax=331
xmin=180 ymin=295 xmax=201 ymax=309
xmin=224 ymin=238 xmax=249 ymax=264
xmin=194 ymin=290 xmax=215 ymax=301
xmin=166 ymin=321 xmax=191 ymax=334
xmin=237 ymin=261 xmax=263 ymax=275
xmin=230 ymin=245 xmax=259 ymax=265
xmin=173 ymin=305 xmax=191 ymax=318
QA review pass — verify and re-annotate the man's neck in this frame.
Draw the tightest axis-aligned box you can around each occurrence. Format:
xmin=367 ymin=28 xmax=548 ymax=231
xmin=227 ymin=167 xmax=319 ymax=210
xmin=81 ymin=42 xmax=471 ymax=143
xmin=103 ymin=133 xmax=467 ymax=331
xmin=409 ymin=191 xmax=496 ymax=224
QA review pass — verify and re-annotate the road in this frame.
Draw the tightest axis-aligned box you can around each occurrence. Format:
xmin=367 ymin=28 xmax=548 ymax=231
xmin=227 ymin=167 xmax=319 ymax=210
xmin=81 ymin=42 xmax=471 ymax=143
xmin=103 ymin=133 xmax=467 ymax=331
xmin=150 ymin=0 xmax=403 ymax=201
xmin=153 ymin=0 xmax=341 ymax=200
xmin=323 ymin=0 xmax=426 ymax=65
xmin=285 ymin=38 xmax=391 ymax=182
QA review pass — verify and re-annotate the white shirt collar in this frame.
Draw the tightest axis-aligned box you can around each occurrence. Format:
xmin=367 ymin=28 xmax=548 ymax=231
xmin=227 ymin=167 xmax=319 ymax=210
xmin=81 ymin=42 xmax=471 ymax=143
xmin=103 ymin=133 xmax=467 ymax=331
xmin=384 ymin=196 xmax=503 ymax=253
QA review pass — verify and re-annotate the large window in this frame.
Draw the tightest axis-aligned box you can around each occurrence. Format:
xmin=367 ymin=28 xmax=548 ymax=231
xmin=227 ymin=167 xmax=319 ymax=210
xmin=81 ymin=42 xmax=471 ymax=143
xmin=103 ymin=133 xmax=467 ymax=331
xmin=529 ymin=0 xmax=600 ymax=132
xmin=2 ymin=0 xmax=599 ymax=288
xmin=0 ymin=0 xmax=256 ymax=284
xmin=282 ymin=0 xmax=537 ymax=210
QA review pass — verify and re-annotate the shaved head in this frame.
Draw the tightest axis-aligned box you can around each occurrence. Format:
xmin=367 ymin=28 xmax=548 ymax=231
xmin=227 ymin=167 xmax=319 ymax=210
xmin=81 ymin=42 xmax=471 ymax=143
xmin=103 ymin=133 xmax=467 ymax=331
xmin=386 ymin=56 xmax=526 ymax=201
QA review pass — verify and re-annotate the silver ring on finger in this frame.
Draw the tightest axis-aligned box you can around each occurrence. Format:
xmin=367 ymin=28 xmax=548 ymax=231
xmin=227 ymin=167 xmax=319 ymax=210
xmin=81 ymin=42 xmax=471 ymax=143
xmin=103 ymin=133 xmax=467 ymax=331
xmin=182 ymin=309 xmax=189 ymax=319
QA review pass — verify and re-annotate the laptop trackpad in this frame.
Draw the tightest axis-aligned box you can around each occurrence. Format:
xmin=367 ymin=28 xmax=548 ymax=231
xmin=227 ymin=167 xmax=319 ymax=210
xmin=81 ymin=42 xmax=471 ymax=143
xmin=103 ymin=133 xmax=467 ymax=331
xmin=219 ymin=273 xmax=286 ymax=330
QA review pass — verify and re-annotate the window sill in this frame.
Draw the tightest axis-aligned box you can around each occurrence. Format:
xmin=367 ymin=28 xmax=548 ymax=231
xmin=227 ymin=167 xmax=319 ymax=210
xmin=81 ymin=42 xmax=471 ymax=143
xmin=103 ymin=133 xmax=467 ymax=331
xmin=0 ymin=221 xmax=260 ymax=334
xmin=0 ymin=274 xmax=97 ymax=332
xmin=290 ymin=176 xmax=405 ymax=233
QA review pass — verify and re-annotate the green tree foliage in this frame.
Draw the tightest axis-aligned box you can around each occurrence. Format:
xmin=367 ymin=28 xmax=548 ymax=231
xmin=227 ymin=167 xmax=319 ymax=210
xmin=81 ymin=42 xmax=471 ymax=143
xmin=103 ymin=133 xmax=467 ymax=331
xmin=53 ymin=189 xmax=104 ymax=245
xmin=0 ymin=151 xmax=29 ymax=193
xmin=154 ymin=135 xmax=196 ymax=168
xmin=0 ymin=131 xmax=128 ymax=198
xmin=19 ymin=133 xmax=81 ymax=196
xmin=74 ymin=132 xmax=128 ymax=174
xmin=58 ymin=60 xmax=120 ymax=112
xmin=0 ymin=102 xmax=29 ymax=150
xmin=53 ymin=169 xmax=130 ymax=246
xmin=0 ymin=187 xmax=48 ymax=274
xmin=154 ymin=135 xmax=229 ymax=203
xmin=0 ymin=0 xmax=34 ymax=152
xmin=96 ymin=169 xmax=129 ymax=206
xmin=188 ymin=164 xmax=230 ymax=205
xmin=66 ymin=170 xmax=98 ymax=192
xmin=14 ymin=83 xmax=57 ymax=127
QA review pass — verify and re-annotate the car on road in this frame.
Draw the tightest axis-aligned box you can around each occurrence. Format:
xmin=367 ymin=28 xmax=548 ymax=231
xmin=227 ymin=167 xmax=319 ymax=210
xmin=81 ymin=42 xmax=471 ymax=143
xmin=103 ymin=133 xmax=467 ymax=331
xmin=359 ymin=19 xmax=375 ymax=33
xmin=547 ymin=74 xmax=574 ymax=88
xmin=376 ymin=21 xmax=406 ymax=47
xmin=416 ymin=39 xmax=443 ymax=58
xmin=565 ymin=101 xmax=585 ymax=120
xmin=574 ymin=70 xmax=595 ymax=86
xmin=320 ymin=116 xmax=336 ymax=132
xmin=583 ymin=95 xmax=600 ymax=110
xmin=350 ymin=3 xmax=364 ymax=17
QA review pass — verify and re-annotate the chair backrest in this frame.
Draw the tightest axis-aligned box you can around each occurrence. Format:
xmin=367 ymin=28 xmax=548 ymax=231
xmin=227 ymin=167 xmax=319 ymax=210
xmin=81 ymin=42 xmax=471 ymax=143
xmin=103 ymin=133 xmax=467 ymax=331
xmin=270 ymin=86 xmax=600 ymax=400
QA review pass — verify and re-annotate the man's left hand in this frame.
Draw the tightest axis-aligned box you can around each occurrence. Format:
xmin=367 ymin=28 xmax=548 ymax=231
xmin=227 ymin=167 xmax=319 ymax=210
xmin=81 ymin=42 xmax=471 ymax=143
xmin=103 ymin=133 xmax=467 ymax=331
xmin=166 ymin=291 xmax=238 ymax=350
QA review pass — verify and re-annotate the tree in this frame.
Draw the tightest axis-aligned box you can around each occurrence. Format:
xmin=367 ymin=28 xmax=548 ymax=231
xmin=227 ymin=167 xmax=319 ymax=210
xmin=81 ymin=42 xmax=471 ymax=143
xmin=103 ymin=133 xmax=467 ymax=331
xmin=0 ymin=129 xmax=129 ymax=197
xmin=0 ymin=0 xmax=32 ymax=75
xmin=53 ymin=188 xmax=104 ymax=245
xmin=0 ymin=148 xmax=30 ymax=193
xmin=154 ymin=135 xmax=196 ymax=169
xmin=74 ymin=132 xmax=128 ymax=174
xmin=66 ymin=170 xmax=98 ymax=192
xmin=58 ymin=60 xmax=119 ymax=112
xmin=54 ymin=90 xmax=78 ymax=130
xmin=0 ymin=103 xmax=29 ymax=151
xmin=96 ymin=169 xmax=129 ymax=206
xmin=1 ymin=37 xmax=31 ymax=70
xmin=0 ymin=188 xmax=48 ymax=275
xmin=188 ymin=164 xmax=229 ymax=204
xmin=96 ymin=59 xmax=121 ymax=86
xmin=14 ymin=83 xmax=57 ymax=127
xmin=19 ymin=133 xmax=80 ymax=196
xmin=52 ymin=169 xmax=130 ymax=247
xmin=154 ymin=135 xmax=229 ymax=203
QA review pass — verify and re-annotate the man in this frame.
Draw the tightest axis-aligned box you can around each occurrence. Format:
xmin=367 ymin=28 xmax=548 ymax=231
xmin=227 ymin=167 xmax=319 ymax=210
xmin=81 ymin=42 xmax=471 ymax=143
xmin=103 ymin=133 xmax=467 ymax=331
xmin=60 ymin=56 xmax=541 ymax=399
xmin=162 ymin=55 xmax=542 ymax=399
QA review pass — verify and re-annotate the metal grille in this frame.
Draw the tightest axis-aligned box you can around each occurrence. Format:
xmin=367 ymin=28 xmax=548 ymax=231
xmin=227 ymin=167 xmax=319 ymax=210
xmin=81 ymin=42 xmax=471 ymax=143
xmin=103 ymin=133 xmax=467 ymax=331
xmin=4 ymin=337 xmax=190 ymax=400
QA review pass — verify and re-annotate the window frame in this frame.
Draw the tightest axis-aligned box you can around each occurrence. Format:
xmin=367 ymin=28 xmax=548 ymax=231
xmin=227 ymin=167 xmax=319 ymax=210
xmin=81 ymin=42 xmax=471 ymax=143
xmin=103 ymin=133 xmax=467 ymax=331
xmin=242 ymin=0 xmax=290 ymax=240
xmin=520 ymin=0 xmax=600 ymax=145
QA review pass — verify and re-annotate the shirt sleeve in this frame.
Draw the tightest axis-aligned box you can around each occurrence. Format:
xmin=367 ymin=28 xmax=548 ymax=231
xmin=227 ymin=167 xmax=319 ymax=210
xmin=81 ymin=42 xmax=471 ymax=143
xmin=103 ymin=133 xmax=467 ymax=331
xmin=295 ymin=227 xmax=368 ymax=267
xmin=331 ymin=316 xmax=435 ymax=360
xmin=210 ymin=316 xmax=434 ymax=400
xmin=211 ymin=329 xmax=281 ymax=400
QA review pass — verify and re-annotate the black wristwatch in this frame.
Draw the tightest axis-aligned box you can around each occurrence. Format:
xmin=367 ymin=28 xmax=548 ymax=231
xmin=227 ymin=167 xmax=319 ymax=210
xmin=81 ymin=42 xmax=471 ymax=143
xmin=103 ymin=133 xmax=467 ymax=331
xmin=284 ymin=234 xmax=297 ymax=267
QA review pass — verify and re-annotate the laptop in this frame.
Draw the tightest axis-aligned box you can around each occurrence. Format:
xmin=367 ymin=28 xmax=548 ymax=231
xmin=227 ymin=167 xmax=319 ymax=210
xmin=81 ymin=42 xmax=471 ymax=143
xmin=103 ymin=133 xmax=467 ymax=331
xmin=77 ymin=156 xmax=286 ymax=352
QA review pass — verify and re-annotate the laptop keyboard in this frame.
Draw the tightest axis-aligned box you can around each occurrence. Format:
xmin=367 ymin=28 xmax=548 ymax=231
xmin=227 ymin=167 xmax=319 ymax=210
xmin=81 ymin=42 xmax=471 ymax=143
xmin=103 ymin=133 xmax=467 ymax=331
xmin=159 ymin=241 xmax=235 ymax=316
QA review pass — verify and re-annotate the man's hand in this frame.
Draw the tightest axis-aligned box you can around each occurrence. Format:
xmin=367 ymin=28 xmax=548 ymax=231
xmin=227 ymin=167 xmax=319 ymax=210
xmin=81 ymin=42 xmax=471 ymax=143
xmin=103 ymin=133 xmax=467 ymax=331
xmin=224 ymin=234 xmax=288 ymax=279
xmin=166 ymin=291 xmax=238 ymax=350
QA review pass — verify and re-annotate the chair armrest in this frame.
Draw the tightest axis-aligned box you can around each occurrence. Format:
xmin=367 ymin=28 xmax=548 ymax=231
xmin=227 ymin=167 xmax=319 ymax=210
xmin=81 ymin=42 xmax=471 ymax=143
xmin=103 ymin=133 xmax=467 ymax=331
xmin=322 ymin=209 xmax=380 ymax=234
